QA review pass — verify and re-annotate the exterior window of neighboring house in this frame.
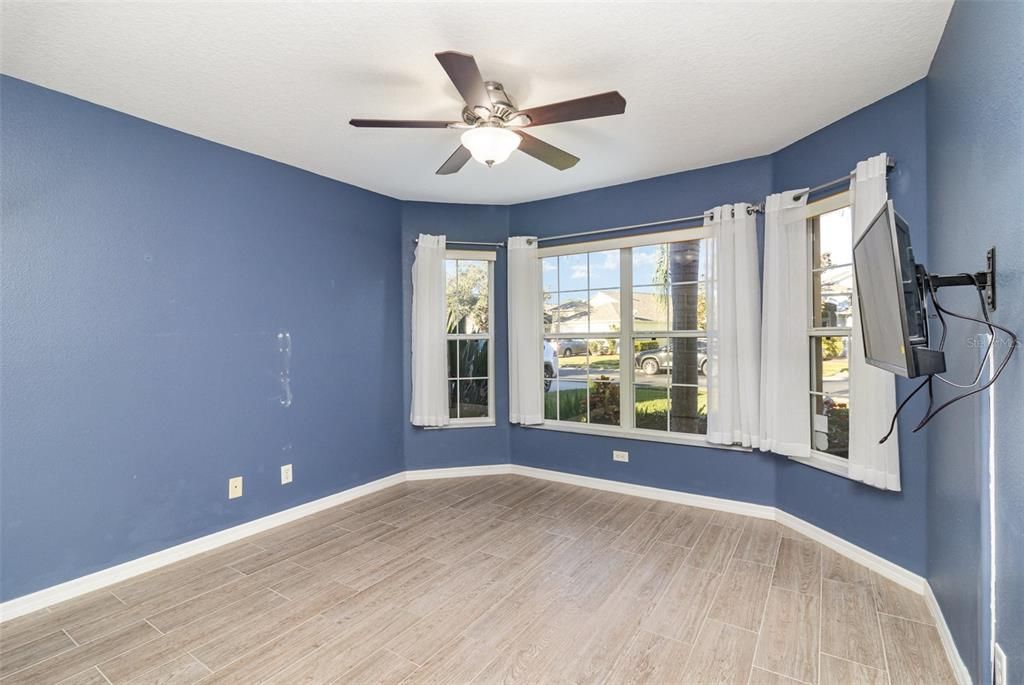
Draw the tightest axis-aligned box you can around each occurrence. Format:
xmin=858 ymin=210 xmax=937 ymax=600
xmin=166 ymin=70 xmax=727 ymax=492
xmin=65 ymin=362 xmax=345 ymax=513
xmin=446 ymin=252 xmax=495 ymax=425
xmin=539 ymin=229 xmax=712 ymax=445
xmin=807 ymin=196 xmax=853 ymax=462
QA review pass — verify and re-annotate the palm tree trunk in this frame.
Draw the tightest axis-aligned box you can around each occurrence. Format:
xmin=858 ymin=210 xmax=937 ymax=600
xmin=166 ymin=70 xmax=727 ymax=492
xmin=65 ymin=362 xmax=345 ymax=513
xmin=668 ymin=242 xmax=700 ymax=433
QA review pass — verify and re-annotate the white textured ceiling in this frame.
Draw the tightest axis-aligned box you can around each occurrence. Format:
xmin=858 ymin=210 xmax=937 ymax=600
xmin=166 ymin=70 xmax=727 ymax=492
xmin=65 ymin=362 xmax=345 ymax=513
xmin=0 ymin=1 xmax=952 ymax=204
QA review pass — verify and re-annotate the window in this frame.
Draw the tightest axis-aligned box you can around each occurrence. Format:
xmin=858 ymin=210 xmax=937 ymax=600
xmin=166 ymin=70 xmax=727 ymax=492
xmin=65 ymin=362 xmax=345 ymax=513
xmin=631 ymin=240 xmax=710 ymax=435
xmin=543 ymin=248 xmax=622 ymax=426
xmin=807 ymin=195 xmax=852 ymax=466
xmin=539 ymin=229 xmax=717 ymax=446
xmin=445 ymin=250 xmax=495 ymax=425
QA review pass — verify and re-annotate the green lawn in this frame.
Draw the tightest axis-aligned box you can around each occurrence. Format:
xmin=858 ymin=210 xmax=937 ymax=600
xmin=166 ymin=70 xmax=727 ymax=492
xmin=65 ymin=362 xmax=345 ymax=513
xmin=634 ymin=386 xmax=707 ymax=414
xmin=559 ymin=353 xmax=620 ymax=370
xmin=821 ymin=359 xmax=849 ymax=378
xmin=544 ymin=385 xmax=707 ymax=423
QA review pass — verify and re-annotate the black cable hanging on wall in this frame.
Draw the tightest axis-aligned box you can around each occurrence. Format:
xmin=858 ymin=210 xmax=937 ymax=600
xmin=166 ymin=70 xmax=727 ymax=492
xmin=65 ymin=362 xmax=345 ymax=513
xmin=878 ymin=269 xmax=1018 ymax=444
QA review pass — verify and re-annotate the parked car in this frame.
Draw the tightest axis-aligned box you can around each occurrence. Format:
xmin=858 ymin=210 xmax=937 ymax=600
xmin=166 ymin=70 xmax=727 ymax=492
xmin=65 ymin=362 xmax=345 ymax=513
xmin=554 ymin=339 xmax=589 ymax=357
xmin=635 ymin=341 xmax=708 ymax=376
xmin=543 ymin=341 xmax=559 ymax=391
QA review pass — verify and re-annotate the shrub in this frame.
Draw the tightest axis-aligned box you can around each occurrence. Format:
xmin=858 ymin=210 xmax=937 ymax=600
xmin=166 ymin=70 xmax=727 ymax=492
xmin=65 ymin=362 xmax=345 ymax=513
xmin=826 ymin=404 xmax=850 ymax=457
xmin=822 ymin=336 xmax=845 ymax=361
xmin=588 ymin=378 xmax=620 ymax=424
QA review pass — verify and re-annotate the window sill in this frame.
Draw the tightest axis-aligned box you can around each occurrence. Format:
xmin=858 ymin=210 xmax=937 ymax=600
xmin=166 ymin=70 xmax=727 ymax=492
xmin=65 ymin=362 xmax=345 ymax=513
xmin=523 ymin=421 xmax=752 ymax=453
xmin=788 ymin=450 xmax=851 ymax=478
xmin=425 ymin=419 xmax=496 ymax=430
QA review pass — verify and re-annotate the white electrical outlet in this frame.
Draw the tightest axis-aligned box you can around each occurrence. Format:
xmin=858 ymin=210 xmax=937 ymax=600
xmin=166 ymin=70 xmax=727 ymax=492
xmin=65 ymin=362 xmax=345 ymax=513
xmin=613 ymin=450 xmax=629 ymax=463
xmin=994 ymin=643 xmax=1007 ymax=685
xmin=281 ymin=464 xmax=293 ymax=485
xmin=228 ymin=476 xmax=243 ymax=499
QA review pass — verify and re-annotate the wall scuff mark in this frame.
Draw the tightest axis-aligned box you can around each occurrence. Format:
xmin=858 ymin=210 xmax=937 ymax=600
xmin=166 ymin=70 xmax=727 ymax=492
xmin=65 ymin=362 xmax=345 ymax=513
xmin=278 ymin=331 xmax=292 ymax=407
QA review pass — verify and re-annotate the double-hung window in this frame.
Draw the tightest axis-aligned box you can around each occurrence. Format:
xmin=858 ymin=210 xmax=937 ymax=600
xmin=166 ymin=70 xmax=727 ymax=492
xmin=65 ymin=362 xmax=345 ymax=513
xmin=539 ymin=229 xmax=714 ymax=446
xmin=445 ymin=250 xmax=495 ymax=425
xmin=806 ymin=194 xmax=853 ymax=469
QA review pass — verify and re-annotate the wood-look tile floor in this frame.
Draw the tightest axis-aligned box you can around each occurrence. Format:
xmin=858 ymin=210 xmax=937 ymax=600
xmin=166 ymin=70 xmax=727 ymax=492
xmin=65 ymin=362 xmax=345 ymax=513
xmin=0 ymin=476 xmax=957 ymax=684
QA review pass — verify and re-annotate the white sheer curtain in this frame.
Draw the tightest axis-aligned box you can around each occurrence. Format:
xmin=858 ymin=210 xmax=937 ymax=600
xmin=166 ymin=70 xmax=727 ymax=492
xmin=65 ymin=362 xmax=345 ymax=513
xmin=410 ymin=234 xmax=449 ymax=427
xmin=705 ymin=203 xmax=761 ymax=447
xmin=759 ymin=190 xmax=811 ymax=457
xmin=849 ymin=154 xmax=901 ymax=490
xmin=507 ymin=236 xmax=544 ymax=425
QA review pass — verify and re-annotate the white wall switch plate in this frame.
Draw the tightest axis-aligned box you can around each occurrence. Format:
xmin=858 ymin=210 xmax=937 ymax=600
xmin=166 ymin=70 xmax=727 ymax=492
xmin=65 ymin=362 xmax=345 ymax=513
xmin=281 ymin=464 xmax=293 ymax=485
xmin=994 ymin=643 xmax=1007 ymax=685
xmin=228 ymin=476 xmax=243 ymax=499
xmin=613 ymin=450 xmax=629 ymax=463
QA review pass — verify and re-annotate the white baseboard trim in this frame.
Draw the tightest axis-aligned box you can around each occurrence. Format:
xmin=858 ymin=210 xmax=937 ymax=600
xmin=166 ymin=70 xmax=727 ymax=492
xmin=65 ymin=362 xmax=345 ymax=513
xmin=0 ymin=472 xmax=406 ymax=622
xmin=1 ymin=454 xmax=954 ymax=685
xmin=512 ymin=465 xmax=926 ymax=594
xmin=510 ymin=465 xmax=776 ymax=520
xmin=0 ymin=465 xmax=511 ymax=621
xmin=925 ymin=582 xmax=973 ymax=685
xmin=405 ymin=464 xmax=512 ymax=480
xmin=774 ymin=510 xmax=925 ymax=594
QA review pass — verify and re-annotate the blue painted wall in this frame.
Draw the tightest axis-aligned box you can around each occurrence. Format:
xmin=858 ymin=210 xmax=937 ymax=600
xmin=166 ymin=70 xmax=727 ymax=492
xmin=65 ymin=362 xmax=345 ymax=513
xmin=508 ymin=157 xmax=779 ymax=506
xmin=0 ymin=76 xmax=404 ymax=601
xmin=927 ymin=1 xmax=1024 ymax=681
xmin=772 ymin=81 xmax=931 ymax=575
xmin=400 ymin=202 xmax=511 ymax=470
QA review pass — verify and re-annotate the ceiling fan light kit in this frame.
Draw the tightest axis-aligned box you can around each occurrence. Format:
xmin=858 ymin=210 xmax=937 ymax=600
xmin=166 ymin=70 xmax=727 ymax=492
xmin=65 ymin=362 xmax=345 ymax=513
xmin=461 ymin=126 xmax=521 ymax=167
xmin=350 ymin=51 xmax=626 ymax=175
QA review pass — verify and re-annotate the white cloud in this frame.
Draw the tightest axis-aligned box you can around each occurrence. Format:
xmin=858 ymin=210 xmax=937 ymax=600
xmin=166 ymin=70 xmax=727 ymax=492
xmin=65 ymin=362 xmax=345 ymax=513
xmin=594 ymin=252 xmax=619 ymax=271
xmin=632 ymin=247 xmax=663 ymax=266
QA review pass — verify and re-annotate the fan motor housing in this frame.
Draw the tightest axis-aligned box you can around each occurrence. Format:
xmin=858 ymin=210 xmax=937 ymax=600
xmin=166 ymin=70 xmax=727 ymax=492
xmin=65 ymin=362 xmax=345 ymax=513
xmin=462 ymin=81 xmax=517 ymax=124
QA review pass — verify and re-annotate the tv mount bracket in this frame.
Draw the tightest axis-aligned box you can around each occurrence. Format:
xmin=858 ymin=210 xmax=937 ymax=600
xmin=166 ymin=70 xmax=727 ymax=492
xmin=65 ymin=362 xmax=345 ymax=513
xmin=921 ymin=246 xmax=997 ymax=311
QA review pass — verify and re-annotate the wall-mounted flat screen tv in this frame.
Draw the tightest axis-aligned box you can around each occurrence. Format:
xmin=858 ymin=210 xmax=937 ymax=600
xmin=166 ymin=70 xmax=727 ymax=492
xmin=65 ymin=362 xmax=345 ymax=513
xmin=853 ymin=199 xmax=943 ymax=378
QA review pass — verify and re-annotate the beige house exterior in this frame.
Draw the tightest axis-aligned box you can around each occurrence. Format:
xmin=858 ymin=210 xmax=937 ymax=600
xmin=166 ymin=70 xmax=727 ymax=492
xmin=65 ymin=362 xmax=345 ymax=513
xmin=546 ymin=290 xmax=672 ymax=335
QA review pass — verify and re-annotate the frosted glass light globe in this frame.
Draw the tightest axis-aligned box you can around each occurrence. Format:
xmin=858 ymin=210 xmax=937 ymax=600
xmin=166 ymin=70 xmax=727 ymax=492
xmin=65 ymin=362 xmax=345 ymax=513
xmin=460 ymin=126 xmax=521 ymax=167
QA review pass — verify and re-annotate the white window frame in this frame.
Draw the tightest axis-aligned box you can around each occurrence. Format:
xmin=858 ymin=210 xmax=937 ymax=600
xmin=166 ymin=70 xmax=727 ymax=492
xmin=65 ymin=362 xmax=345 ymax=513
xmin=440 ymin=249 xmax=496 ymax=428
xmin=789 ymin=191 xmax=855 ymax=478
xmin=531 ymin=228 xmax=748 ymax=452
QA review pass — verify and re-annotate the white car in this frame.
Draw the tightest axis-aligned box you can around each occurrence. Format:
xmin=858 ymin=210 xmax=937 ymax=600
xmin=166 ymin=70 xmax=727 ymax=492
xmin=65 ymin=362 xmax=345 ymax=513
xmin=543 ymin=341 xmax=559 ymax=391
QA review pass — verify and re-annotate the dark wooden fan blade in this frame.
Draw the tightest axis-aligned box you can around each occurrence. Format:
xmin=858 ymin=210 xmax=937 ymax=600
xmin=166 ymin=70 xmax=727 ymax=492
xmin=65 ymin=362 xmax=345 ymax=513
xmin=349 ymin=119 xmax=454 ymax=128
xmin=517 ymin=91 xmax=626 ymax=127
xmin=436 ymin=145 xmax=472 ymax=175
xmin=435 ymin=51 xmax=492 ymax=113
xmin=515 ymin=132 xmax=579 ymax=171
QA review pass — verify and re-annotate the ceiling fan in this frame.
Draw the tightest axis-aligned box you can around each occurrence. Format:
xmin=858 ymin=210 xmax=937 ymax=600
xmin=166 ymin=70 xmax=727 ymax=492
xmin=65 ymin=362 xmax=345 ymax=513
xmin=350 ymin=51 xmax=626 ymax=175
